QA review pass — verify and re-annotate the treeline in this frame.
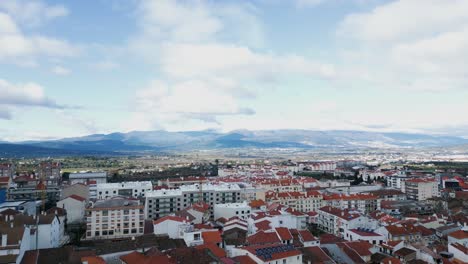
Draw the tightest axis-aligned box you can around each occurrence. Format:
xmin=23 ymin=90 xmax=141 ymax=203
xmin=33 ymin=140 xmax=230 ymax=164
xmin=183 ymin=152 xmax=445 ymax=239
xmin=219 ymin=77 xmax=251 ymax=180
xmin=108 ymin=164 xmax=218 ymax=183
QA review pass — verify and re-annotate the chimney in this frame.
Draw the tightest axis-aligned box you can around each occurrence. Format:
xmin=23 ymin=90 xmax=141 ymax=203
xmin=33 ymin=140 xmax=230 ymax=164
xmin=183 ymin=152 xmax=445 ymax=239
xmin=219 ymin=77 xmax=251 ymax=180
xmin=1 ymin=234 xmax=7 ymax=247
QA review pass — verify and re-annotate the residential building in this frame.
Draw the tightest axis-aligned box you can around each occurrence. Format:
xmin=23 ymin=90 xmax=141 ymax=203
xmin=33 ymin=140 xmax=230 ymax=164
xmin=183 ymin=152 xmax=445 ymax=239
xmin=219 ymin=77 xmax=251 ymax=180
xmin=85 ymin=196 xmax=144 ymax=240
xmin=214 ymin=202 xmax=251 ymax=220
xmin=37 ymin=162 xmax=61 ymax=186
xmin=344 ymin=228 xmax=386 ymax=245
xmin=266 ymin=190 xmax=323 ymax=213
xmin=322 ymin=193 xmax=381 ymax=214
xmin=61 ymin=183 xmax=89 ymax=201
xmin=0 ymin=222 xmax=33 ymax=264
xmin=69 ymin=172 xmax=107 ymax=185
xmin=153 ymin=215 xmax=191 ymax=239
xmin=375 ymin=224 xmax=421 ymax=242
xmin=57 ymin=195 xmax=87 ymax=224
xmin=0 ymin=163 xmax=15 ymax=178
xmin=145 ymin=183 xmax=241 ymax=219
xmin=90 ymin=181 xmax=152 ymax=199
xmin=317 ymin=206 xmax=378 ymax=237
xmin=405 ymin=179 xmax=439 ymax=201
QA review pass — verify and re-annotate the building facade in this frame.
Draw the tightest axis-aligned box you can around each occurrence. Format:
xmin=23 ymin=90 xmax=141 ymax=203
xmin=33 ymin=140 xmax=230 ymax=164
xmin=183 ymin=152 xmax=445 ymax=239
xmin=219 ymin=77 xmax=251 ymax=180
xmin=145 ymin=183 xmax=242 ymax=219
xmin=85 ymin=197 xmax=144 ymax=240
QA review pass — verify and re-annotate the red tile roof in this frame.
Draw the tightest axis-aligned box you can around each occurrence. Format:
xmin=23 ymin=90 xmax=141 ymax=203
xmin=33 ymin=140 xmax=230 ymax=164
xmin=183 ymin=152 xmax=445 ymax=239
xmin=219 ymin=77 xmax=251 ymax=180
xmin=318 ymin=206 xmax=361 ymax=220
xmin=254 ymin=220 xmax=271 ymax=231
xmin=247 ymin=231 xmax=280 ymax=245
xmin=196 ymin=243 xmax=226 ymax=258
xmin=341 ymin=241 xmax=373 ymax=256
xmin=448 ymin=230 xmax=468 ymax=240
xmin=81 ymin=256 xmax=106 ymax=264
xmin=232 ymin=255 xmax=257 ymax=264
xmin=120 ymin=251 xmax=147 ymax=264
xmin=153 ymin=216 xmax=187 ymax=225
xmin=275 ymin=227 xmax=292 ymax=241
xmin=298 ymin=230 xmax=316 ymax=242
xmin=249 ymin=199 xmax=266 ymax=208
xmin=348 ymin=229 xmax=382 ymax=237
xmin=202 ymin=231 xmax=222 ymax=244
xmin=67 ymin=194 xmax=86 ymax=202
xmin=301 ymin=246 xmax=334 ymax=264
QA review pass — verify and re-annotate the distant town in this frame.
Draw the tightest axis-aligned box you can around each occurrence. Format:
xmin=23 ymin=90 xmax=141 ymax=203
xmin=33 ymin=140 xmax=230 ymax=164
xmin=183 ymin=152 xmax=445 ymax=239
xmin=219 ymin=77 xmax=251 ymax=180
xmin=0 ymin=155 xmax=466 ymax=264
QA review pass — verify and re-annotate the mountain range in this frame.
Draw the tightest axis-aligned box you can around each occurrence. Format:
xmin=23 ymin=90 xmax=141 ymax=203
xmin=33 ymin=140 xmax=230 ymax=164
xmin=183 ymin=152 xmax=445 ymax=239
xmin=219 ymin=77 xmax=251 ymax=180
xmin=1 ymin=129 xmax=467 ymax=157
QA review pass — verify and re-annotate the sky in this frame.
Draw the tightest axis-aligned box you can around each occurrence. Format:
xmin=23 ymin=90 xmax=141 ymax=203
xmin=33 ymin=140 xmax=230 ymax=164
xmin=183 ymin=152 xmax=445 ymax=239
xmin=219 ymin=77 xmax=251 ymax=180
xmin=1 ymin=0 xmax=468 ymax=141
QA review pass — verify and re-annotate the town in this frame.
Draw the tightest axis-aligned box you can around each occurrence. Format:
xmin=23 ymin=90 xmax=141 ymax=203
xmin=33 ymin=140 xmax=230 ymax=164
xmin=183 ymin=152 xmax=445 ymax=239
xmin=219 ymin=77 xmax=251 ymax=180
xmin=0 ymin=158 xmax=466 ymax=264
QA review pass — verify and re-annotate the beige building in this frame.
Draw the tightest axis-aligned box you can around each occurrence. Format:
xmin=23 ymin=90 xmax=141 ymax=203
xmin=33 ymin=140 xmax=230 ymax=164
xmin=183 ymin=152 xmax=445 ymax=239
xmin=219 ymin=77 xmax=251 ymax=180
xmin=85 ymin=196 xmax=144 ymax=240
xmin=405 ymin=179 xmax=438 ymax=201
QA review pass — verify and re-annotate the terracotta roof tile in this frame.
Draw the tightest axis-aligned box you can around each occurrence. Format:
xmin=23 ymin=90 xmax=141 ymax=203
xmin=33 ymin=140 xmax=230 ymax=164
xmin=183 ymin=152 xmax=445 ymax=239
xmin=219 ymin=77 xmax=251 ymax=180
xmin=247 ymin=231 xmax=280 ymax=245
xmin=201 ymin=231 xmax=222 ymax=244
xmin=275 ymin=227 xmax=292 ymax=241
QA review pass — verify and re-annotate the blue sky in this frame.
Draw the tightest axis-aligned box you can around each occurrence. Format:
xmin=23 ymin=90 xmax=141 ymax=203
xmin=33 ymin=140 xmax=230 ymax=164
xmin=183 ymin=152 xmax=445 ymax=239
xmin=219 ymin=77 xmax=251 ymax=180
xmin=1 ymin=0 xmax=468 ymax=141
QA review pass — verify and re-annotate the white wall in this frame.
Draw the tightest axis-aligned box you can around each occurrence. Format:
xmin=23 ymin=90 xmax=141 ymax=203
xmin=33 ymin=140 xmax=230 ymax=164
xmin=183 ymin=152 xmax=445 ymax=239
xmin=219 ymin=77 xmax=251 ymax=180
xmin=57 ymin=198 xmax=85 ymax=224
xmin=153 ymin=220 xmax=188 ymax=239
xmin=214 ymin=203 xmax=251 ymax=220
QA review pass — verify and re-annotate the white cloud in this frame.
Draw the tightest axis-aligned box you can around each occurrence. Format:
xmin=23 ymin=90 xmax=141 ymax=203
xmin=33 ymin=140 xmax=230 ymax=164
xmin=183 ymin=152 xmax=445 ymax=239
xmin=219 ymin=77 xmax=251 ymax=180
xmin=0 ymin=79 xmax=63 ymax=108
xmin=125 ymin=0 xmax=336 ymax=131
xmin=0 ymin=8 xmax=78 ymax=65
xmin=338 ymin=0 xmax=468 ymax=42
xmin=51 ymin=66 xmax=71 ymax=75
xmin=0 ymin=0 xmax=68 ymax=27
xmin=160 ymin=43 xmax=335 ymax=80
xmin=126 ymin=79 xmax=255 ymax=131
xmin=335 ymin=0 xmax=468 ymax=93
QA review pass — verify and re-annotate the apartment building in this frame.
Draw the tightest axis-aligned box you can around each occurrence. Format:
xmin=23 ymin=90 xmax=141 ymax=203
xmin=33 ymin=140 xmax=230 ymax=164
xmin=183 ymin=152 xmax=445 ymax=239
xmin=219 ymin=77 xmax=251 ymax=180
xmin=69 ymin=172 xmax=107 ymax=185
xmin=37 ymin=162 xmax=62 ymax=186
xmin=0 ymin=163 xmax=15 ymax=178
xmin=214 ymin=202 xmax=251 ymax=220
xmin=317 ymin=206 xmax=378 ymax=237
xmin=266 ymin=190 xmax=323 ymax=213
xmin=322 ymin=193 xmax=381 ymax=214
xmin=405 ymin=179 xmax=439 ymax=201
xmin=90 ymin=181 xmax=153 ymax=199
xmin=144 ymin=183 xmax=242 ymax=219
xmin=85 ymin=196 xmax=144 ymax=240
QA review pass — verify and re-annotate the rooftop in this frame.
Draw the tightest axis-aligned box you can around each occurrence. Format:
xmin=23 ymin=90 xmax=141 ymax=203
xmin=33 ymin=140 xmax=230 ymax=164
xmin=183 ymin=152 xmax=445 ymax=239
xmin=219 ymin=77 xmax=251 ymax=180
xmin=90 ymin=197 xmax=141 ymax=209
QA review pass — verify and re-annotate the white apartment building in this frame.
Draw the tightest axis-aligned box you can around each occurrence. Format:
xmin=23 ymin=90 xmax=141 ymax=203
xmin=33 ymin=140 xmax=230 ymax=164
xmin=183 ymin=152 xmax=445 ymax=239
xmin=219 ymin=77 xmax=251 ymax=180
xmin=214 ymin=202 xmax=251 ymax=220
xmin=90 ymin=181 xmax=153 ymax=199
xmin=317 ymin=206 xmax=378 ymax=237
xmin=386 ymin=174 xmax=409 ymax=193
xmin=145 ymin=183 xmax=242 ymax=219
xmin=69 ymin=172 xmax=107 ymax=185
xmin=405 ymin=179 xmax=439 ymax=201
xmin=85 ymin=197 xmax=144 ymax=240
